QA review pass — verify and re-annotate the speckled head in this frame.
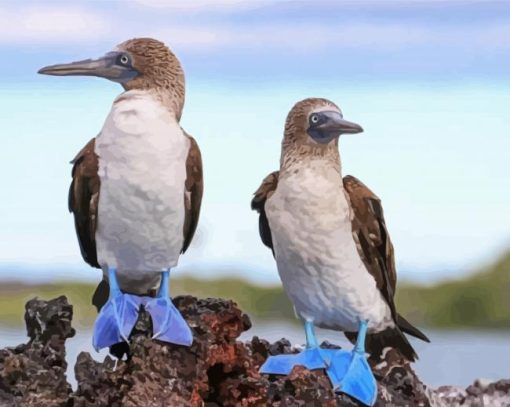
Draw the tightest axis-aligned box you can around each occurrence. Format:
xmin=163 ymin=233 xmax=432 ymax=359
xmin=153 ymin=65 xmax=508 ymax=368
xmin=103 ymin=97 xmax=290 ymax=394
xmin=284 ymin=98 xmax=363 ymax=147
xmin=38 ymin=38 xmax=185 ymax=118
xmin=114 ymin=38 xmax=184 ymax=94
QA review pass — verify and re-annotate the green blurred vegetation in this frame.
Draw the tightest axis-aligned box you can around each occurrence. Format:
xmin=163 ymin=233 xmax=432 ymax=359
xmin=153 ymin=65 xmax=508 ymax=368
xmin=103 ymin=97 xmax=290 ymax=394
xmin=396 ymin=250 xmax=510 ymax=329
xmin=0 ymin=282 xmax=98 ymax=328
xmin=0 ymin=277 xmax=295 ymax=329
xmin=0 ymin=250 xmax=509 ymax=329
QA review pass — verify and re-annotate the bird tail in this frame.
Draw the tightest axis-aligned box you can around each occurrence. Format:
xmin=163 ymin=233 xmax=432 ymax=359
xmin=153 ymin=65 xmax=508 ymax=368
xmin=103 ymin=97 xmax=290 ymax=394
xmin=345 ymin=315 xmax=429 ymax=363
xmin=396 ymin=313 xmax=430 ymax=343
xmin=92 ymin=279 xmax=109 ymax=312
xmin=365 ymin=326 xmax=418 ymax=362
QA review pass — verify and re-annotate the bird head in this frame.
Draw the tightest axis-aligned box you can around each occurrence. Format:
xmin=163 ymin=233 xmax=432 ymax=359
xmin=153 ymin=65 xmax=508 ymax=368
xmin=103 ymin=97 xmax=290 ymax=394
xmin=38 ymin=38 xmax=185 ymax=118
xmin=38 ymin=38 xmax=184 ymax=93
xmin=284 ymin=98 xmax=363 ymax=147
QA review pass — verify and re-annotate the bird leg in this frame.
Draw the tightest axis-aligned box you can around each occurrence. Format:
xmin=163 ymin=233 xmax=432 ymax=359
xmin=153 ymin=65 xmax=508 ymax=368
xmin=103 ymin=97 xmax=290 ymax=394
xmin=304 ymin=319 xmax=320 ymax=348
xmin=144 ymin=269 xmax=193 ymax=346
xmin=259 ymin=319 xmax=337 ymax=375
xmin=326 ymin=319 xmax=377 ymax=406
xmin=92 ymin=267 xmax=142 ymax=351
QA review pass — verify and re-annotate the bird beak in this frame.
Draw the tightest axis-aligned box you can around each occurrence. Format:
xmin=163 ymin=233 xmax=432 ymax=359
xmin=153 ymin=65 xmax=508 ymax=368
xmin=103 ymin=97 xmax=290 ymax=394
xmin=38 ymin=53 xmax=138 ymax=83
xmin=333 ymin=118 xmax=364 ymax=134
xmin=321 ymin=112 xmax=364 ymax=135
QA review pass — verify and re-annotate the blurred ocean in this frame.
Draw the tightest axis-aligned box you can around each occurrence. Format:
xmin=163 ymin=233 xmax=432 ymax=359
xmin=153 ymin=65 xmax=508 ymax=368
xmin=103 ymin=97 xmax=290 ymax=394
xmin=1 ymin=321 xmax=509 ymax=389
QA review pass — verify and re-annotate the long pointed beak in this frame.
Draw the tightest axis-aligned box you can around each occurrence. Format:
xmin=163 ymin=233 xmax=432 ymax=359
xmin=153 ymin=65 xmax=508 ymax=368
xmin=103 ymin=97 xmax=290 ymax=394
xmin=38 ymin=53 xmax=138 ymax=83
xmin=38 ymin=56 xmax=112 ymax=77
xmin=333 ymin=117 xmax=363 ymax=134
xmin=322 ymin=115 xmax=363 ymax=135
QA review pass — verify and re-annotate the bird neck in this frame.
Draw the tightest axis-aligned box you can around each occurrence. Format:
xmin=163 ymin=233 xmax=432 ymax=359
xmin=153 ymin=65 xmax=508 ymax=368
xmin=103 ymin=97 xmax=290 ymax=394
xmin=152 ymin=86 xmax=185 ymax=121
xmin=123 ymin=74 xmax=185 ymax=121
xmin=280 ymin=141 xmax=342 ymax=175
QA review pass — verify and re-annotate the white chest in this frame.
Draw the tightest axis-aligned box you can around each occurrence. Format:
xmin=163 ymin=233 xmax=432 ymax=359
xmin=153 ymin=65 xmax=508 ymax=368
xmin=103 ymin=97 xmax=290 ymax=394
xmin=94 ymin=91 xmax=189 ymax=292
xmin=265 ymin=161 xmax=392 ymax=332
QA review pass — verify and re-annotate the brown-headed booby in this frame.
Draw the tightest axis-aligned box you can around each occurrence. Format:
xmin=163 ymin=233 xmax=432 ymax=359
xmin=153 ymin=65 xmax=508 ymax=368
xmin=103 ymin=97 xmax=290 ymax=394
xmin=252 ymin=98 xmax=429 ymax=406
xmin=38 ymin=38 xmax=203 ymax=351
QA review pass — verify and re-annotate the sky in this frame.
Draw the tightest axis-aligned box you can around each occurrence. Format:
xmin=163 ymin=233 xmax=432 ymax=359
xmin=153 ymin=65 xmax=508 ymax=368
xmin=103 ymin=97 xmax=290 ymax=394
xmin=0 ymin=0 xmax=509 ymax=285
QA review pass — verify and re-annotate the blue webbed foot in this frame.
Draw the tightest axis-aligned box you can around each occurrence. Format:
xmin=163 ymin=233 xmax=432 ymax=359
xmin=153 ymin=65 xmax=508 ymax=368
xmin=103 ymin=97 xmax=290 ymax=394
xmin=326 ymin=349 xmax=377 ymax=406
xmin=145 ymin=296 xmax=193 ymax=346
xmin=144 ymin=270 xmax=193 ymax=346
xmin=326 ymin=320 xmax=377 ymax=406
xmin=92 ymin=292 xmax=142 ymax=351
xmin=260 ymin=347 xmax=337 ymax=375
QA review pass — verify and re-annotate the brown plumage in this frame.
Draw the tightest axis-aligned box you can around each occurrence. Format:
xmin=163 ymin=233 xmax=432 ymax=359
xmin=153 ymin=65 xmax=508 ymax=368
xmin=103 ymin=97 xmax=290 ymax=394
xmin=281 ymin=98 xmax=341 ymax=170
xmin=342 ymin=176 xmax=429 ymax=362
xmin=252 ymin=97 xmax=429 ymax=363
xmin=69 ymin=139 xmax=100 ymax=268
xmin=181 ymin=131 xmax=204 ymax=254
xmin=119 ymin=38 xmax=186 ymax=120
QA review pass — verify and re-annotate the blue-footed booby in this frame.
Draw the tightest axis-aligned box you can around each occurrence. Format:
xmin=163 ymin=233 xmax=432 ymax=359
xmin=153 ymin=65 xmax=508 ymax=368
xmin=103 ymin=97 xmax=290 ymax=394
xmin=38 ymin=38 xmax=203 ymax=352
xmin=252 ymin=98 xmax=429 ymax=406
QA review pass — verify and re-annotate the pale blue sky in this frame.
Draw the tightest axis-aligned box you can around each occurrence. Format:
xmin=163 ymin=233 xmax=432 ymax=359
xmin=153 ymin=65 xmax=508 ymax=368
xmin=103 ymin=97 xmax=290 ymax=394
xmin=0 ymin=1 xmax=509 ymax=284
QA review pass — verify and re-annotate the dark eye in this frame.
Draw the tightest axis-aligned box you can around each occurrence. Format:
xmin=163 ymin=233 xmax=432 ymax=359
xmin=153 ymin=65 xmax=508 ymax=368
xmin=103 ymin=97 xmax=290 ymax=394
xmin=311 ymin=114 xmax=319 ymax=124
xmin=119 ymin=54 xmax=129 ymax=65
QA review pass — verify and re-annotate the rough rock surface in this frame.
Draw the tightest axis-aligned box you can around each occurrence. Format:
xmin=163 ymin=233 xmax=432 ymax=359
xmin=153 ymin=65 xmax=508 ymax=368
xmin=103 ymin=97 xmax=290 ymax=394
xmin=436 ymin=380 xmax=510 ymax=407
xmin=0 ymin=296 xmax=75 ymax=406
xmin=1 ymin=296 xmax=509 ymax=407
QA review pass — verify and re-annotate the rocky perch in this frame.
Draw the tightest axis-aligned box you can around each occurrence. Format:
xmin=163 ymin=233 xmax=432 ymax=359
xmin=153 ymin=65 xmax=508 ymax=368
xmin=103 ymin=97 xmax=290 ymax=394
xmin=0 ymin=296 xmax=509 ymax=406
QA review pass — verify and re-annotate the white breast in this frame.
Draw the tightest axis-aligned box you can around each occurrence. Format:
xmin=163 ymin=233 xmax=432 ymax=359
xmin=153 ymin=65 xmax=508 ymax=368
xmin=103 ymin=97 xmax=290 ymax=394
xmin=94 ymin=90 xmax=189 ymax=293
xmin=266 ymin=161 xmax=393 ymax=332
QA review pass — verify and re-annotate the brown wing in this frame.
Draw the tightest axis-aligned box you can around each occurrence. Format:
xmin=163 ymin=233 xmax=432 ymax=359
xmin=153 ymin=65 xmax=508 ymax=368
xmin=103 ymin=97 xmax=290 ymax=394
xmin=343 ymin=175 xmax=397 ymax=317
xmin=181 ymin=133 xmax=203 ymax=253
xmin=251 ymin=171 xmax=279 ymax=254
xmin=69 ymin=138 xmax=100 ymax=268
xmin=344 ymin=175 xmax=429 ymax=362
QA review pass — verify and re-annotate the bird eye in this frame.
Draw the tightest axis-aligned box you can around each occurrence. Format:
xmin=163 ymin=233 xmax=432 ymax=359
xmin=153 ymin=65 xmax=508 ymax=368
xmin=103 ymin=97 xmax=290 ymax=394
xmin=311 ymin=114 xmax=319 ymax=124
xmin=119 ymin=55 xmax=129 ymax=65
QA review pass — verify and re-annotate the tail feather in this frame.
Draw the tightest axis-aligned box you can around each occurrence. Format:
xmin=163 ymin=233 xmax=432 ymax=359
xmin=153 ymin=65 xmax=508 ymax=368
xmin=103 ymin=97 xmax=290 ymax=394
xmin=360 ymin=327 xmax=418 ymax=362
xmin=92 ymin=279 xmax=109 ymax=312
xmin=397 ymin=313 xmax=430 ymax=343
